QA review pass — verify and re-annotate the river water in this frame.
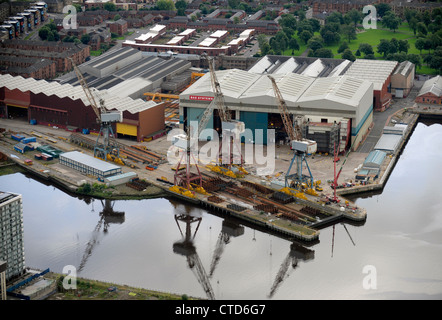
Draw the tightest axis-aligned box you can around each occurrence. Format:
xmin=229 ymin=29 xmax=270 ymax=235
xmin=1 ymin=121 xmax=442 ymax=300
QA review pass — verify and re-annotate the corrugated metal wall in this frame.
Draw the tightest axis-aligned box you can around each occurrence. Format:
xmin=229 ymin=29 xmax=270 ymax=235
xmin=240 ymin=111 xmax=268 ymax=145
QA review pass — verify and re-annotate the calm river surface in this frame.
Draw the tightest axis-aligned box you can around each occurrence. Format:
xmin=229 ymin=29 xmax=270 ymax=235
xmin=1 ymin=121 xmax=442 ymax=300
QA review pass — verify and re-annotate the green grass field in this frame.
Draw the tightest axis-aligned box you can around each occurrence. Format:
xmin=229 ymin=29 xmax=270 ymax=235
xmin=283 ymin=22 xmax=438 ymax=75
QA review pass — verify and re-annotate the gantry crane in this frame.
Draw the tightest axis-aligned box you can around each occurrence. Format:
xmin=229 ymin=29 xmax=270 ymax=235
xmin=172 ymin=55 xmax=245 ymax=189
xmin=173 ymin=212 xmax=215 ymax=300
xmin=268 ymin=75 xmax=317 ymax=189
xmin=69 ymin=57 xmax=123 ymax=161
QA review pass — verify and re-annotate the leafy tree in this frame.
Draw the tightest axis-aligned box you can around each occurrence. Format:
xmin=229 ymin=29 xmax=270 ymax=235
xmin=358 ymin=43 xmax=374 ymax=55
xmin=382 ymin=12 xmax=400 ymax=32
xmin=72 ymin=3 xmax=82 ymax=13
xmin=308 ymin=18 xmax=321 ymax=33
xmin=409 ymin=17 xmax=418 ymax=35
xmin=39 ymin=27 xmax=49 ymax=40
xmin=81 ymin=33 xmax=91 ymax=45
xmin=156 ymin=0 xmax=175 ymax=11
xmin=389 ymin=38 xmax=399 ymax=54
xmin=417 ymin=22 xmax=427 ymax=35
xmin=279 ymin=14 xmax=297 ymax=30
xmin=406 ymin=53 xmax=421 ymax=69
xmin=288 ymin=37 xmax=299 ymax=54
xmin=307 ymin=38 xmax=323 ymax=51
xmin=375 ymin=3 xmax=391 ymax=17
xmin=428 ymin=47 xmax=442 ymax=73
xmin=104 ymin=2 xmax=116 ymax=11
xmin=175 ymin=0 xmax=187 ymax=11
xmin=326 ymin=11 xmax=344 ymax=25
xmin=386 ymin=52 xmax=407 ymax=62
xmin=228 ymin=0 xmax=240 ymax=9
xmin=345 ymin=9 xmax=362 ymax=28
xmin=415 ymin=37 xmax=426 ymax=54
xmin=313 ymin=48 xmax=333 ymax=58
xmin=341 ymin=24 xmax=357 ymax=42
xmin=341 ymin=49 xmax=356 ymax=61
xmin=377 ymin=39 xmax=391 ymax=57
xmin=297 ymin=20 xmax=313 ymax=35
xmin=337 ymin=41 xmax=349 ymax=54
xmin=398 ymin=39 xmax=410 ymax=53
xmin=364 ymin=54 xmax=376 ymax=60
xmin=320 ymin=23 xmax=340 ymax=45
xmin=355 ymin=49 xmax=361 ymax=57
xmin=113 ymin=14 xmax=121 ymax=21
xmin=299 ymin=30 xmax=313 ymax=44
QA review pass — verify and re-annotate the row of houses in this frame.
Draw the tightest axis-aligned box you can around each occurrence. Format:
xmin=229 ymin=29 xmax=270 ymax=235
xmin=0 ymin=40 xmax=90 ymax=77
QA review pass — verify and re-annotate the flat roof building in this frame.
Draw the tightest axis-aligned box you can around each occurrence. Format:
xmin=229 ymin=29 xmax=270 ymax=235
xmin=60 ymin=151 xmax=122 ymax=179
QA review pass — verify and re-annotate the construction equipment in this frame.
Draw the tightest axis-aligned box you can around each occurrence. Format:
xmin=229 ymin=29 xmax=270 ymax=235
xmin=69 ymin=57 xmax=122 ymax=161
xmin=331 ymin=143 xmax=351 ymax=202
xmin=268 ymin=75 xmax=317 ymax=190
xmin=143 ymin=92 xmax=179 ymax=102
xmin=171 ymin=55 xmax=244 ymax=189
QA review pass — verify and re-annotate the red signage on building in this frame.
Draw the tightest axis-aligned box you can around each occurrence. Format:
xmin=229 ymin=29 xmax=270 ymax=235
xmin=189 ymin=95 xmax=214 ymax=101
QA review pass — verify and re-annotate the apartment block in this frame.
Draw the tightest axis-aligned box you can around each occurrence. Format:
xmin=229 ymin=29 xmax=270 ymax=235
xmin=0 ymin=192 xmax=25 ymax=282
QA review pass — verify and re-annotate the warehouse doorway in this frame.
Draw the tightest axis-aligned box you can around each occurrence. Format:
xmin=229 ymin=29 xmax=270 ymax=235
xmin=6 ymin=105 xmax=28 ymax=121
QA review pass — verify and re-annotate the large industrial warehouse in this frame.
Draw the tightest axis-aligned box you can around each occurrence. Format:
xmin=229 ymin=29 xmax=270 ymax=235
xmin=179 ymin=69 xmax=373 ymax=153
xmin=0 ymin=73 xmax=164 ymax=142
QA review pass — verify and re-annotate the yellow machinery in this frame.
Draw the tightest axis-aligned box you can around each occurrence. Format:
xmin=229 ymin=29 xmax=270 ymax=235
xmin=280 ymin=187 xmax=308 ymax=200
xmin=191 ymin=72 xmax=205 ymax=84
xmin=144 ymin=93 xmax=180 ymax=102
xmin=206 ymin=164 xmax=244 ymax=179
xmin=107 ymin=153 xmax=125 ymax=166
xmin=169 ymin=185 xmax=197 ymax=199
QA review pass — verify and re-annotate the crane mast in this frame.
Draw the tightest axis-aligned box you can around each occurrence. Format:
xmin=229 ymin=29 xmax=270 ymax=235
xmin=268 ymin=75 xmax=317 ymax=189
xmin=69 ymin=57 xmax=122 ymax=161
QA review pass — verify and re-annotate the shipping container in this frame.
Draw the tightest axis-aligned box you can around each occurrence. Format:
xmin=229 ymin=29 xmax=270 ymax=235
xmin=11 ymin=134 xmax=25 ymax=141
xmin=22 ymin=137 xmax=36 ymax=144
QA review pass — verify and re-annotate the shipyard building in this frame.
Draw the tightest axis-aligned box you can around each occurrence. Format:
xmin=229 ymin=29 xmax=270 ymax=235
xmin=180 ymin=68 xmax=373 ymax=153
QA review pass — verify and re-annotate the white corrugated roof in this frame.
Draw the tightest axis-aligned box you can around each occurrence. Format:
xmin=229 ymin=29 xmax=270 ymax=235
xmin=418 ymin=75 xmax=442 ymax=98
xmin=301 ymin=59 xmax=324 ymax=77
xmin=344 ymin=59 xmax=398 ymax=91
xmin=273 ymin=58 xmax=298 ymax=75
xmin=0 ymin=74 xmax=157 ymax=114
xmin=181 ymin=69 xmax=371 ymax=108
xmin=61 ymin=151 xmax=121 ymax=172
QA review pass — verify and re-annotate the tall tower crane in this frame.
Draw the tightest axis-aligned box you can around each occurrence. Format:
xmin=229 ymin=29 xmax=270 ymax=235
xmin=268 ymin=75 xmax=317 ymax=189
xmin=69 ymin=57 xmax=123 ymax=161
